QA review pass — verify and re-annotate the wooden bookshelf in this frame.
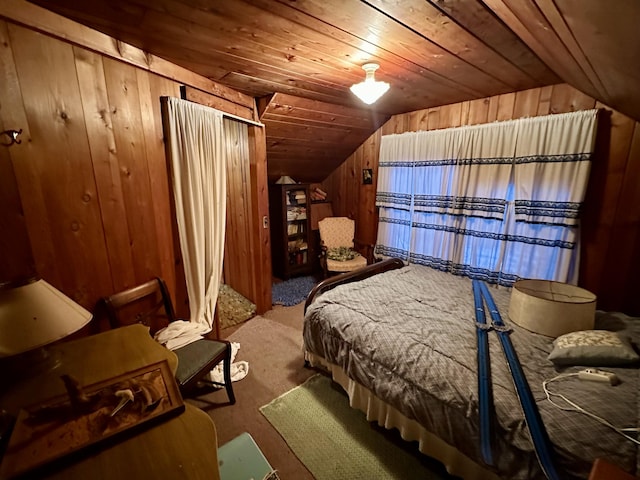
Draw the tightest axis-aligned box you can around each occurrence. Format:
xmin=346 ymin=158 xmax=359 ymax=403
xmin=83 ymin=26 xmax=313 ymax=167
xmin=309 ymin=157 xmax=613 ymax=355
xmin=269 ymin=184 xmax=313 ymax=279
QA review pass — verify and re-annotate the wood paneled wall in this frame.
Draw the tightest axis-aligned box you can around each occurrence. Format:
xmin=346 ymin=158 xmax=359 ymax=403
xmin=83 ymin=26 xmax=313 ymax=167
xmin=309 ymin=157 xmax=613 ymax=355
xmin=223 ymin=119 xmax=254 ymax=301
xmin=0 ymin=12 xmax=272 ymax=334
xmin=323 ymin=84 xmax=640 ymax=316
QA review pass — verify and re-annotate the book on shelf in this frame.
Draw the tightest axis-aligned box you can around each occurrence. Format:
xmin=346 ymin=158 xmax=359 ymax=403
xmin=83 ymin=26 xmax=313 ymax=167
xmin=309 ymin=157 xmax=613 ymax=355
xmin=286 ymin=206 xmax=307 ymax=221
xmin=287 ymin=223 xmax=306 ymax=235
xmin=287 ymin=240 xmax=307 ymax=252
xmin=310 ymin=187 xmax=327 ymax=201
xmin=286 ymin=190 xmax=307 ymax=205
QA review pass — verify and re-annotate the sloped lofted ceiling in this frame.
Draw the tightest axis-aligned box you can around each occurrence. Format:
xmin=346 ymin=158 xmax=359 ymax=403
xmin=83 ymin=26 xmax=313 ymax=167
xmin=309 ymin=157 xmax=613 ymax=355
xmin=26 ymin=0 xmax=640 ymax=183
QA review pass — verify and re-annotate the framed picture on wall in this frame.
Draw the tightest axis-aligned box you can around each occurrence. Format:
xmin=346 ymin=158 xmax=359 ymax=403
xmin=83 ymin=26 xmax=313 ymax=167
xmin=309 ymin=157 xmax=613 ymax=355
xmin=362 ymin=168 xmax=373 ymax=185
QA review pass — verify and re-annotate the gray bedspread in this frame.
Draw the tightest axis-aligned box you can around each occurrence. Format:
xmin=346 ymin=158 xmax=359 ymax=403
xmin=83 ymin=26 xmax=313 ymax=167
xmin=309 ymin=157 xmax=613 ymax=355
xmin=303 ymin=264 xmax=639 ymax=479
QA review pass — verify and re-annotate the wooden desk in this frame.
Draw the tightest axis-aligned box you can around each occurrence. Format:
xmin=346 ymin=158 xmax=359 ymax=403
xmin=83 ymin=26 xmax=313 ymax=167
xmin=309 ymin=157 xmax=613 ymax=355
xmin=0 ymin=325 xmax=221 ymax=480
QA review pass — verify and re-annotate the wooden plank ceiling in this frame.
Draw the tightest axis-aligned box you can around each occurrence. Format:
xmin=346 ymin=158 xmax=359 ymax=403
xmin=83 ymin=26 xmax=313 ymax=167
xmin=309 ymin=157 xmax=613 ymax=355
xmin=27 ymin=0 xmax=640 ymax=183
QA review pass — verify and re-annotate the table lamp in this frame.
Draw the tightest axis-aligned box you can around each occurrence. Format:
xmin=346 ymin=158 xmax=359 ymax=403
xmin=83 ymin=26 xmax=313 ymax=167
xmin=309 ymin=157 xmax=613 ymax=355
xmin=0 ymin=277 xmax=92 ymax=373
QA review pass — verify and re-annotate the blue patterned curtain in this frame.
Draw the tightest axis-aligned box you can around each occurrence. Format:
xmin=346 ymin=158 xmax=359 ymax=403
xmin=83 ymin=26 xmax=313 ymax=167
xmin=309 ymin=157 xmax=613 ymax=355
xmin=375 ymin=110 xmax=599 ymax=285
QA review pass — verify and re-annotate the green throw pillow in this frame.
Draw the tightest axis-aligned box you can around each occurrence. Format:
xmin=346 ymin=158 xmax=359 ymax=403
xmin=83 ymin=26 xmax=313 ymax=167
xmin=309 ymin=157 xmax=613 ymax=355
xmin=327 ymin=247 xmax=357 ymax=261
xmin=547 ymin=330 xmax=639 ymax=366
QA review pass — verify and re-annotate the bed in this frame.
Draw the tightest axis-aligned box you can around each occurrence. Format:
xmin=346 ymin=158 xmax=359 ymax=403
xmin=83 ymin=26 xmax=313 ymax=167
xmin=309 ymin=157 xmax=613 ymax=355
xmin=302 ymin=259 xmax=640 ymax=480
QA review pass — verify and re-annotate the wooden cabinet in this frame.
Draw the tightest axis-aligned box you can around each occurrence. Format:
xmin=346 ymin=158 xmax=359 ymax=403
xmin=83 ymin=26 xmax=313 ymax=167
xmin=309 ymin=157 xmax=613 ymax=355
xmin=269 ymin=184 xmax=313 ymax=279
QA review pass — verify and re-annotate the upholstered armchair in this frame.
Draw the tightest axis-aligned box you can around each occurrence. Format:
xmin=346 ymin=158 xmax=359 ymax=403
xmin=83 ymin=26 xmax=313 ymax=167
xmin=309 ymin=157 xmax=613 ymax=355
xmin=317 ymin=217 xmax=374 ymax=278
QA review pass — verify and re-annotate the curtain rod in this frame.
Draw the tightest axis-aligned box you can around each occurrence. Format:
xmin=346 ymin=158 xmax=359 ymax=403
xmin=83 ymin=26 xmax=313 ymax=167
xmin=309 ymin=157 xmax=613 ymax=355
xmin=178 ymin=86 xmax=264 ymax=128
xmin=222 ymin=110 xmax=264 ymax=128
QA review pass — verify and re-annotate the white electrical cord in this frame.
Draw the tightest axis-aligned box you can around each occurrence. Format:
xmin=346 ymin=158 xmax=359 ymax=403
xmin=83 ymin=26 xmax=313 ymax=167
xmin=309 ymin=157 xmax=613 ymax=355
xmin=542 ymin=373 xmax=640 ymax=445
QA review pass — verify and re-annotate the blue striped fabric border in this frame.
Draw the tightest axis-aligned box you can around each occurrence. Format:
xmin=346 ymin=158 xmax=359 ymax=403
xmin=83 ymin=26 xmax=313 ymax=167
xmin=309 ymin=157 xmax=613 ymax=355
xmin=374 ymin=246 xmax=521 ymax=286
xmin=514 ymin=153 xmax=591 ymax=164
xmin=376 ymin=192 xmax=412 ymax=208
xmin=378 ymin=216 xmax=576 ymax=249
xmin=514 ymin=200 xmax=581 ymax=226
xmin=376 ymin=194 xmax=507 ymax=219
xmin=413 ymin=195 xmax=506 ymax=219
xmin=378 ymin=152 xmax=591 ymax=168
xmin=379 ymin=157 xmax=514 ymax=167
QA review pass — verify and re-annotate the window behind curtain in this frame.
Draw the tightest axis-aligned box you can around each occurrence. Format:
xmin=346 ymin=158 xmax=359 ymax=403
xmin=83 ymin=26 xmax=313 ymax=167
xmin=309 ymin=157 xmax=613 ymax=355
xmin=375 ymin=110 xmax=599 ymax=286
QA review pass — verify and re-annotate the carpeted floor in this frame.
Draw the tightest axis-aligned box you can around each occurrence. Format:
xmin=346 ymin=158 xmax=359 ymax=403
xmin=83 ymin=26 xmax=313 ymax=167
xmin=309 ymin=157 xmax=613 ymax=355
xmin=260 ymin=374 xmax=455 ymax=480
xmin=193 ymin=304 xmax=317 ymax=479
xmin=195 ymin=303 xmax=461 ymax=479
xmin=271 ymin=275 xmax=321 ymax=307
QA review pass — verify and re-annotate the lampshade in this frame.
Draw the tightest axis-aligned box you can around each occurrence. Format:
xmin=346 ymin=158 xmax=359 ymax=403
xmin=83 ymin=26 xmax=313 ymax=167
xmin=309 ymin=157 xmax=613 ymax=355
xmin=0 ymin=279 xmax=92 ymax=358
xmin=350 ymin=63 xmax=390 ymax=105
xmin=275 ymin=175 xmax=297 ymax=184
xmin=508 ymin=279 xmax=596 ymax=338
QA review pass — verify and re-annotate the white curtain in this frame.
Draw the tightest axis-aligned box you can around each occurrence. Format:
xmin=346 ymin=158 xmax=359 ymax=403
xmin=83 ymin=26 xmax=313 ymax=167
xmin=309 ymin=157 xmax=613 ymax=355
xmin=504 ymin=110 xmax=598 ymax=283
xmin=160 ymin=97 xmax=227 ymax=347
xmin=376 ymin=110 xmax=598 ymax=285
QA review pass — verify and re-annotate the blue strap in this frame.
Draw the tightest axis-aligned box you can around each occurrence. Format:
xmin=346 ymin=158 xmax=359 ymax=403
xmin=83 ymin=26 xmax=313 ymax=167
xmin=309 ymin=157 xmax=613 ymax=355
xmin=477 ymin=280 xmax=561 ymax=480
xmin=472 ymin=280 xmax=494 ymax=466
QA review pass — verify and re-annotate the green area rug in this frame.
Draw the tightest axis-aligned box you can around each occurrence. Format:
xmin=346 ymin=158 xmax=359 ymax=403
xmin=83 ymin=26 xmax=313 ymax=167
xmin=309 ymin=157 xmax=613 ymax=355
xmin=259 ymin=374 xmax=455 ymax=480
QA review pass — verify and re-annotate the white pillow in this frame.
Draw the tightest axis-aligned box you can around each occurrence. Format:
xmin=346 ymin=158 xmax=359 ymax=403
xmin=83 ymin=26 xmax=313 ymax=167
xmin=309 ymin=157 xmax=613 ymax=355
xmin=547 ymin=330 xmax=639 ymax=366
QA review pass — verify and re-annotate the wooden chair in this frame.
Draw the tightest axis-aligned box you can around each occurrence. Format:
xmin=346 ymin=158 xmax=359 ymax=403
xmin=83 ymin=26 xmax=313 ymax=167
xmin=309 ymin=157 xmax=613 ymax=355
xmin=100 ymin=277 xmax=235 ymax=404
xmin=317 ymin=217 xmax=374 ymax=278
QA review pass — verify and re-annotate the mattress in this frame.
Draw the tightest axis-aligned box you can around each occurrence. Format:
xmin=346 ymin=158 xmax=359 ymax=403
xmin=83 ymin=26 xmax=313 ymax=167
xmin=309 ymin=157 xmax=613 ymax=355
xmin=302 ymin=264 xmax=639 ymax=479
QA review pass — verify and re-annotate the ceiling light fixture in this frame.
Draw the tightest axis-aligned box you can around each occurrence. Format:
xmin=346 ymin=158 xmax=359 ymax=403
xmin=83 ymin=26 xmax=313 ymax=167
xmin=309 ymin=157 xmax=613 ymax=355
xmin=350 ymin=63 xmax=390 ymax=105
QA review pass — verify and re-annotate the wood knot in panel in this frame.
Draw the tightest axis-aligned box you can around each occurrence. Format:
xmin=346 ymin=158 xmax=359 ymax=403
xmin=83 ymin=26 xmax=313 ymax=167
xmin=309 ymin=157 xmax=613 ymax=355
xmin=98 ymin=109 xmax=112 ymax=128
xmin=57 ymin=110 xmax=70 ymax=123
